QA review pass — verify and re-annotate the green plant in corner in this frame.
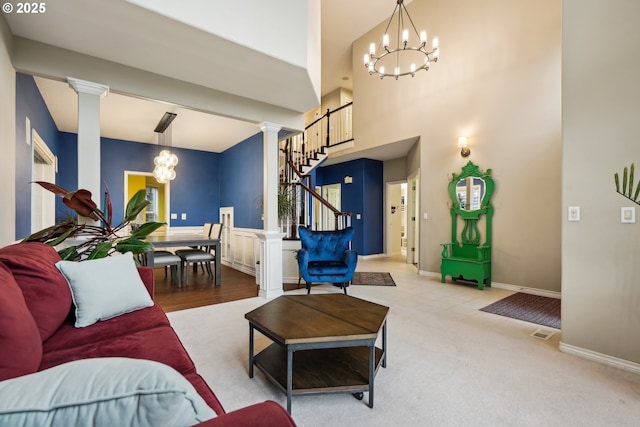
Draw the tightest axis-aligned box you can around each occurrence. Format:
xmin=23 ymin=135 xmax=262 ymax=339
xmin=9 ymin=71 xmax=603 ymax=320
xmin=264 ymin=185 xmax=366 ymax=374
xmin=614 ymin=163 xmax=640 ymax=206
xmin=23 ymin=182 xmax=165 ymax=261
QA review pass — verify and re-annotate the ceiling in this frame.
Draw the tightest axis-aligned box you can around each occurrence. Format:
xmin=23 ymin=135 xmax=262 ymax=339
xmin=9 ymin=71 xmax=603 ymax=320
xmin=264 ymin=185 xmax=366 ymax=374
xmin=6 ymin=0 xmax=410 ymax=155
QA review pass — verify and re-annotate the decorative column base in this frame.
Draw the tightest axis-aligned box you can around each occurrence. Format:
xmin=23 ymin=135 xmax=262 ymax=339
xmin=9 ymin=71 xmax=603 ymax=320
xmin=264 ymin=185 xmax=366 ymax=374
xmin=255 ymin=231 xmax=285 ymax=299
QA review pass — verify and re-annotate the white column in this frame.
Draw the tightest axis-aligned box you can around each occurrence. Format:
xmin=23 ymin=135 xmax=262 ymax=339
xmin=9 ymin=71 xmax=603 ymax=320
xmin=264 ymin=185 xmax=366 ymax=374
xmin=255 ymin=122 xmax=284 ymax=299
xmin=68 ymin=77 xmax=108 ymax=201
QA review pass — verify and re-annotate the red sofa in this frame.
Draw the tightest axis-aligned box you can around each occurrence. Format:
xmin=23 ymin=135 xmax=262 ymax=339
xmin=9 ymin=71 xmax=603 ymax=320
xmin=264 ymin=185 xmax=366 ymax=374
xmin=0 ymin=242 xmax=295 ymax=426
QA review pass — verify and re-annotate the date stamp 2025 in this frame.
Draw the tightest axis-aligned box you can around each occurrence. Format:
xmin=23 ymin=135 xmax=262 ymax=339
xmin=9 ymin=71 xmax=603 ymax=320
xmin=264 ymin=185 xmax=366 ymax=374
xmin=3 ymin=2 xmax=47 ymax=14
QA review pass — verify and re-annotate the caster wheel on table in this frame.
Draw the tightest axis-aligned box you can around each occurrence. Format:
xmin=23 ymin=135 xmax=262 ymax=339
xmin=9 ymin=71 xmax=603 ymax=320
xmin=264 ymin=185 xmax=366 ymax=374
xmin=353 ymin=392 xmax=364 ymax=400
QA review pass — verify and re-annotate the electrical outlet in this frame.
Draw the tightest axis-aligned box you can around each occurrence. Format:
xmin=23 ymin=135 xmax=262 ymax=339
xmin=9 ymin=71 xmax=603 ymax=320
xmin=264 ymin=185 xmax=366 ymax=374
xmin=170 ymin=213 xmax=177 ymax=220
xmin=181 ymin=213 xmax=187 ymax=220
xmin=621 ymin=207 xmax=635 ymax=224
xmin=568 ymin=206 xmax=580 ymax=222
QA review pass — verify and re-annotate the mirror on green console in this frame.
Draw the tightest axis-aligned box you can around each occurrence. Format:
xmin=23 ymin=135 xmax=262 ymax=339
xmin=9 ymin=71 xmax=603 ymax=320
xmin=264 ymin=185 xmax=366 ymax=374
xmin=455 ymin=177 xmax=486 ymax=211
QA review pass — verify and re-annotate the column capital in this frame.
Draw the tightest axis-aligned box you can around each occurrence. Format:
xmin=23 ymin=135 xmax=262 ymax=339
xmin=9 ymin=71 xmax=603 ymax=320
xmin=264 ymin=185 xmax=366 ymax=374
xmin=68 ymin=77 xmax=109 ymax=97
xmin=259 ymin=122 xmax=282 ymax=134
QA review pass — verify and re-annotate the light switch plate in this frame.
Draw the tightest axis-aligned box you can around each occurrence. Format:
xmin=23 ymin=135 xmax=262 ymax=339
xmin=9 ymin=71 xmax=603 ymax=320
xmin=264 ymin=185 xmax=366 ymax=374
xmin=181 ymin=213 xmax=187 ymax=220
xmin=621 ymin=207 xmax=635 ymax=224
xmin=568 ymin=206 xmax=580 ymax=222
xmin=170 ymin=213 xmax=177 ymax=220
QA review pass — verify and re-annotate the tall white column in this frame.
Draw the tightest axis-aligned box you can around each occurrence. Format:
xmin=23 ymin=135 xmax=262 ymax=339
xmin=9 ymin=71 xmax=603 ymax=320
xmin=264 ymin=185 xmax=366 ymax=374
xmin=68 ymin=77 xmax=108 ymax=201
xmin=255 ymin=122 xmax=284 ymax=299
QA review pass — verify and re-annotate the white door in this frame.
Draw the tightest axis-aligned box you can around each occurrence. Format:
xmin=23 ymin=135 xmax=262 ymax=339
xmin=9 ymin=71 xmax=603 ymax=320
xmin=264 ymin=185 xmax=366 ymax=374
xmin=219 ymin=207 xmax=234 ymax=263
xmin=386 ymin=181 xmax=408 ymax=256
xmin=31 ymin=130 xmax=56 ymax=233
xmin=321 ymin=183 xmax=341 ymax=230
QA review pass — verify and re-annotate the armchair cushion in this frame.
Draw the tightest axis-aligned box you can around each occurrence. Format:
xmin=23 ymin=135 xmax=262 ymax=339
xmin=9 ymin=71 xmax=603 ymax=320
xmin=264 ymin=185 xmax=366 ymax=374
xmin=308 ymin=260 xmax=349 ymax=276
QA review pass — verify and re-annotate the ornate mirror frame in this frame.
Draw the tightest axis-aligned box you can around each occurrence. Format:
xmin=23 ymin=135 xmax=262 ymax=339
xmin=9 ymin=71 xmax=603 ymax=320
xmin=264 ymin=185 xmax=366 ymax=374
xmin=448 ymin=161 xmax=495 ymax=221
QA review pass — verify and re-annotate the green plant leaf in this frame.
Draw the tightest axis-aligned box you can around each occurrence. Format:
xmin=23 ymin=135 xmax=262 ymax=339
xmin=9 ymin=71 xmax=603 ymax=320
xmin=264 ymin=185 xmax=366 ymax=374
xmin=623 ymin=167 xmax=628 ymax=195
xmin=22 ymin=220 xmax=77 ymax=243
xmin=124 ymin=189 xmax=150 ymax=222
xmin=115 ymin=238 xmax=154 ymax=254
xmin=629 ymin=163 xmax=635 ymax=198
xmin=46 ymin=227 xmax=80 ymax=247
xmin=58 ymin=246 xmax=80 ymax=261
xmin=615 ymin=173 xmax=620 ymax=192
xmin=86 ymin=241 xmax=113 ymax=260
xmin=130 ymin=221 xmax=165 ymax=238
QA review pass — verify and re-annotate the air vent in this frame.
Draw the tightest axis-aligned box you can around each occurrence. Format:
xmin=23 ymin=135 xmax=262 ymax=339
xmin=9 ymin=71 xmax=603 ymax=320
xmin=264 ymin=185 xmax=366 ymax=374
xmin=531 ymin=329 xmax=556 ymax=341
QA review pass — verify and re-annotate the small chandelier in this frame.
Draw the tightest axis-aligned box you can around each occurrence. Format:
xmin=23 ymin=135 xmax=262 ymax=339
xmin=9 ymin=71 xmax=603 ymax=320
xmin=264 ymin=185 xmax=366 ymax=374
xmin=364 ymin=0 xmax=439 ymax=80
xmin=153 ymin=112 xmax=178 ymax=184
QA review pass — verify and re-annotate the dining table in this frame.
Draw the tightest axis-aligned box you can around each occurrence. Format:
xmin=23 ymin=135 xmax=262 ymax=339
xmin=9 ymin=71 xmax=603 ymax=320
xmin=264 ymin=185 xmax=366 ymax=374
xmin=144 ymin=233 xmax=221 ymax=285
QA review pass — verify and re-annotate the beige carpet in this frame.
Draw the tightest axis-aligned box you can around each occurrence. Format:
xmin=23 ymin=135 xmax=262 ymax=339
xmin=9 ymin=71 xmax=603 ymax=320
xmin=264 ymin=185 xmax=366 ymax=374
xmin=167 ymin=263 xmax=640 ymax=427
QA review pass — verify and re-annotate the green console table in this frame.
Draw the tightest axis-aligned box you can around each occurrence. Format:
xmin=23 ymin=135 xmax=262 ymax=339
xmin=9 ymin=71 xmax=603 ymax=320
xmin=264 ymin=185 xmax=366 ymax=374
xmin=440 ymin=161 xmax=494 ymax=290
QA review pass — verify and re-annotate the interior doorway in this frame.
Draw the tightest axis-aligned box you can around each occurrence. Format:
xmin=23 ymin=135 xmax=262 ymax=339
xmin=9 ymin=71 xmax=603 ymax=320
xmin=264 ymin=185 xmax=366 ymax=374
xmin=124 ymin=171 xmax=169 ymax=232
xmin=316 ymin=183 xmax=341 ymax=230
xmin=31 ymin=130 xmax=56 ymax=233
xmin=386 ymin=181 xmax=408 ymax=257
xmin=406 ymin=170 xmax=420 ymax=266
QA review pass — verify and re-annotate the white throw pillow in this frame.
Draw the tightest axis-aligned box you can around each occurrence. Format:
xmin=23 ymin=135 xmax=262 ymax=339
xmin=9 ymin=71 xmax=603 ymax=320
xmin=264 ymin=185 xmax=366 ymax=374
xmin=0 ymin=358 xmax=216 ymax=426
xmin=55 ymin=252 xmax=154 ymax=328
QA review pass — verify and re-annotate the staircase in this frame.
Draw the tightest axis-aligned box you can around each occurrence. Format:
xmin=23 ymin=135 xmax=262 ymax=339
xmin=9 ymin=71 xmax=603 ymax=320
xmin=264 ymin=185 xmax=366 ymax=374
xmin=279 ymin=102 xmax=353 ymax=238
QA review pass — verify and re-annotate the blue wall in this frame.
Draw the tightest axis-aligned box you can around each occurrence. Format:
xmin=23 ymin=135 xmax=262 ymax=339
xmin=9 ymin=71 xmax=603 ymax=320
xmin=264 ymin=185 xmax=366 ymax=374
xmin=316 ymin=158 xmax=383 ymax=255
xmin=15 ymin=72 xmax=384 ymax=254
xmin=220 ymin=132 xmax=263 ymax=229
xmin=15 ymin=73 xmax=222 ymax=236
xmin=101 ymin=137 xmax=220 ymax=226
xmin=15 ymin=73 xmax=62 ymax=239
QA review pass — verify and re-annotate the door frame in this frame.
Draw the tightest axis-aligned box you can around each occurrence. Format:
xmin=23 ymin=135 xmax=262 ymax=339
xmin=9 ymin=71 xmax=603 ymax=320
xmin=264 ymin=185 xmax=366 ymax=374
xmin=407 ymin=169 xmax=420 ymax=266
xmin=123 ymin=170 xmax=170 ymax=231
xmin=31 ymin=129 xmax=56 ymax=233
xmin=385 ymin=180 xmax=407 ymax=256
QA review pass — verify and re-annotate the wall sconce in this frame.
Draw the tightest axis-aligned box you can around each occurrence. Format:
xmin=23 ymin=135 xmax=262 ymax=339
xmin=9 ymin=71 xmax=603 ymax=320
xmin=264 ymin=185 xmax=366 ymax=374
xmin=458 ymin=136 xmax=470 ymax=157
xmin=344 ymin=176 xmax=353 ymax=184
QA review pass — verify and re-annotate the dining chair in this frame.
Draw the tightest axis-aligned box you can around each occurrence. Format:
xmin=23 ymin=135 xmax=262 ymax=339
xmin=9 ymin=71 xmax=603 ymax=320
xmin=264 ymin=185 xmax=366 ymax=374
xmin=176 ymin=222 xmax=221 ymax=286
xmin=142 ymin=250 xmax=183 ymax=286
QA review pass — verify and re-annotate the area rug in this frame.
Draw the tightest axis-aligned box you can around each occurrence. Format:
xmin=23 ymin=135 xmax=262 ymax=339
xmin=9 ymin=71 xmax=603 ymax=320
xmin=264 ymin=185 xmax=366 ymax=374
xmin=351 ymin=271 xmax=396 ymax=286
xmin=480 ymin=292 xmax=561 ymax=329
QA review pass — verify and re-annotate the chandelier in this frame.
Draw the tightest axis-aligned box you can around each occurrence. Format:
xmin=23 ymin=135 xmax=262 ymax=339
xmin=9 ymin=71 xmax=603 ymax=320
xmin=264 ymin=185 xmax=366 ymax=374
xmin=364 ymin=0 xmax=439 ymax=79
xmin=153 ymin=112 xmax=178 ymax=184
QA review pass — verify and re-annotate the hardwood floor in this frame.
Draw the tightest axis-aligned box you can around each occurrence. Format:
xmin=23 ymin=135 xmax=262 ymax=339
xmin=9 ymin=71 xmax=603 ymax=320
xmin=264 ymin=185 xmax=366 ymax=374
xmin=153 ymin=263 xmax=300 ymax=312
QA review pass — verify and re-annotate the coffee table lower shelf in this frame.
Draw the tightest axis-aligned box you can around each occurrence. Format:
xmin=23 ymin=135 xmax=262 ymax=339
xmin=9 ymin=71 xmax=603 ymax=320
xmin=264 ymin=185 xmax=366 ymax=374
xmin=254 ymin=343 xmax=384 ymax=397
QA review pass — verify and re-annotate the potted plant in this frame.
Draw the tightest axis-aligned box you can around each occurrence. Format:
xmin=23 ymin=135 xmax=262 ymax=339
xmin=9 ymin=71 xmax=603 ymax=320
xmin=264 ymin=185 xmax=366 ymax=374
xmin=278 ymin=184 xmax=299 ymax=239
xmin=23 ymin=182 xmax=165 ymax=261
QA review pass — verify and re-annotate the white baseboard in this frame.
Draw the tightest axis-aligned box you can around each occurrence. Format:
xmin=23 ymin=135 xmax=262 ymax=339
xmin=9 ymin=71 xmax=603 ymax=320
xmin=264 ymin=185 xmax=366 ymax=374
xmin=419 ymin=270 xmax=561 ymax=299
xmin=559 ymin=342 xmax=640 ymax=375
xmin=359 ymin=253 xmax=388 ymax=260
xmin=491 ymin=282 xmax=561 ymax=299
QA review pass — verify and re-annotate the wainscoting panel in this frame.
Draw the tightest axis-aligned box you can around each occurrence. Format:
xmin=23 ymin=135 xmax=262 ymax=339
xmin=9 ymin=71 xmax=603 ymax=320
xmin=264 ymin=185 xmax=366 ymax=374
xmin=220 ymin=228 xmax=300 ymax=283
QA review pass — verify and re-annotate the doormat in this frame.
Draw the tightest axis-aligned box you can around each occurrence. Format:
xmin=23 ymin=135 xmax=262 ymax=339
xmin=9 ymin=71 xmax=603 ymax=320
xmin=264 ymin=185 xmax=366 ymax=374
xmin=351 ymin=272 xmax=396 ymax=287
xmin=480 ymin=292 xmax=560 ymax=329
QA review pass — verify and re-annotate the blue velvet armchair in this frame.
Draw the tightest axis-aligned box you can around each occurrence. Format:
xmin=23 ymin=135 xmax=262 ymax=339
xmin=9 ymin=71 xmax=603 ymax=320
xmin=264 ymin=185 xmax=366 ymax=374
xmin=297 ymin=226 xmax=358 ymax=294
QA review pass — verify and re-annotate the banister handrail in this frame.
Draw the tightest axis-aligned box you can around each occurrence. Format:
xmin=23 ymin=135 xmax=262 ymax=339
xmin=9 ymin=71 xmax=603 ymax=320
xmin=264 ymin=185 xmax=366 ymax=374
xmin=278 ymin=101 xmax=354 ymax=234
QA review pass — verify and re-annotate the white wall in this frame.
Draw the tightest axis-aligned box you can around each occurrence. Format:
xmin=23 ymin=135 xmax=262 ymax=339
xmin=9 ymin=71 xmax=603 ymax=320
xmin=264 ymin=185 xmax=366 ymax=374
xmin=352 ymin=0 xmax=562 ymax=292
xmin=561 ymin=0 xmax=640 ymax=364
xmin=0 ymin=16 xmax=16 ymax=246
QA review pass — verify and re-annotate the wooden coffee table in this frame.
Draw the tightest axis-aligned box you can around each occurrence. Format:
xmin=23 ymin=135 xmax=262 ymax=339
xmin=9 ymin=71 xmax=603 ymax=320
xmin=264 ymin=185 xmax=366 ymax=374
xmin=245 ymin=294 xmax=389 ymax=413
